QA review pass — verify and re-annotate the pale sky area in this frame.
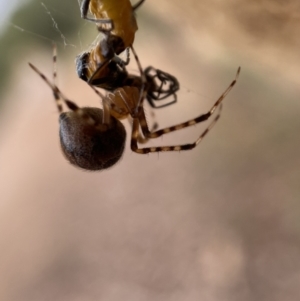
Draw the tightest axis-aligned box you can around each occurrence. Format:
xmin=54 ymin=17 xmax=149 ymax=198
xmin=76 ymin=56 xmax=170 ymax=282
xmin=0 ymin=0 xmax=28 ymax=31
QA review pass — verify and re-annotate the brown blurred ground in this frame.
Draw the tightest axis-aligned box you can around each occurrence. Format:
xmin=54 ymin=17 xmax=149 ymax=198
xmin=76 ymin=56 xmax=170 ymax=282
xmin=0 ymin=1 xmax=300 ymax=300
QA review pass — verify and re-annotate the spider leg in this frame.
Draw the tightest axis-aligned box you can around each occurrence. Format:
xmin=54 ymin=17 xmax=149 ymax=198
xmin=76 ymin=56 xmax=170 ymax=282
xmin=29 ymin=61 xmax=64 ymax=113
xmin=52 ymin=43 xmax=58 ymax=86
xmin=28 ymin=44 xmax=112 ymax=127
xmin=127 ymin=109 xmax=158 ymax=144
xmin=139 ymin=67 xmax=240 ymax=139
xmin=132 ymin=0 xmax=145 ymax=11
xmin=130 ymin=46 xmax=147 ymax=113
xmin=29 ymin=61 xmax=99 ymax=127
xmin=130 ymin=67 xmax=240 ymax=154
xmin=87 ymin=85 xmax=111 ymax=127
xmin=131 ymin=104 xmax=222 ymax=153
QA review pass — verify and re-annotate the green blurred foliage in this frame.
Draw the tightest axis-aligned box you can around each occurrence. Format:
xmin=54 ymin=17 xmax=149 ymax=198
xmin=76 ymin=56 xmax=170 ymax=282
xmin=0 ymin=0 xmax=83 ymax=102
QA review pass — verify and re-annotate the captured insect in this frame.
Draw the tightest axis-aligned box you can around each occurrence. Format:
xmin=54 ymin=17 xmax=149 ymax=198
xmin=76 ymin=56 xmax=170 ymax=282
xmin=76 ymin=41 xmax=179 ymax=108
xmin=79 ymin=0 xmax=145 ymax=67
xmin=144 ymin=66 xmax=180 ymax=108
xmin=29 ymin=45 xmax=240 ymax=171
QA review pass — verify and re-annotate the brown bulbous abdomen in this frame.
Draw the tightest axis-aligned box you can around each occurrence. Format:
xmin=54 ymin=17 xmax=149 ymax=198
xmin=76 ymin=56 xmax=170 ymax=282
xmin=59 ymin=107 xmax=126 ymax=171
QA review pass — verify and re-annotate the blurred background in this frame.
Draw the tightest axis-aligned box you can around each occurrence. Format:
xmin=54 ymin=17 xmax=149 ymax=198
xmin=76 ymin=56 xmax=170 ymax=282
xmin=0 ymin=0 xmax=300 ymax=300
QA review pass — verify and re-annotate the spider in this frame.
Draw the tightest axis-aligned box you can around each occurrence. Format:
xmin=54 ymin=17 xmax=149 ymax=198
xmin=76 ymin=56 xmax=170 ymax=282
xmin=29 ymin=45 xmax=240 ymax=171
xmin=79 ymin=0 xmax=145 ymax=66
xmin=76 ymin=40 xmax=179 ymax=108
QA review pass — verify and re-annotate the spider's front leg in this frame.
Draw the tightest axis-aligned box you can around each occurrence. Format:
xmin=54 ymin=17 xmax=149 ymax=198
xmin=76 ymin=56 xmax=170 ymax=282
xmin=127 ymin=108 xmax=158 ymax=145
xmin=130 ymin=105 xmax=222 ymax=154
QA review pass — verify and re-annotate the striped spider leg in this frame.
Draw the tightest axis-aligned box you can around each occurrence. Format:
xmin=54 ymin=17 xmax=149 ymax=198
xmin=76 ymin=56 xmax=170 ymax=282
xmin=131 ymin=67 xmax=241 ymax=154
xmin=29 ymin=44 xmax=126 ymax=171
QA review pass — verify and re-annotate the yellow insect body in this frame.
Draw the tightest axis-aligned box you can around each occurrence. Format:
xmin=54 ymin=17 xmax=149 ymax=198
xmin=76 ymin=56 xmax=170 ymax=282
xmin=89 ymin=0 xmax=138 ymax=49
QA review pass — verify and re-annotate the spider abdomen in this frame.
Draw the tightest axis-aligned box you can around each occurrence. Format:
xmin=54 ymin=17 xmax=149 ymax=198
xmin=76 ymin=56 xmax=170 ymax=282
xmin=59 ymin=107 xmax=126 ymax=171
